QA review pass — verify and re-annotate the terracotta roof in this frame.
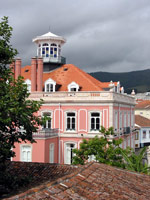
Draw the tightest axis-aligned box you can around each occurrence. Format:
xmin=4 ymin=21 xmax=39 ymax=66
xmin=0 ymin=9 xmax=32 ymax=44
xmin=135 ymin=100 xmax=150 ymax=109
xmin=7 ymin=162 xmax=150 ymax=200
xmin=135 ymin=115 xmax=150 ymax=127
xmin=21 ymin=64 xmax=115 ymax=92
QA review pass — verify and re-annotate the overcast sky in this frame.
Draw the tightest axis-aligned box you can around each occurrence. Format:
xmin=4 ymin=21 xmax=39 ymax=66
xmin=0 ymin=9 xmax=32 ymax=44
xmin=1 ymin=0 xmax=150 ymax=72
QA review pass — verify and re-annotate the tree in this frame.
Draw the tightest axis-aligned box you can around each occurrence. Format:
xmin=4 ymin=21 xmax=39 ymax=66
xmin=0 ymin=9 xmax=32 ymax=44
xmin=0 ymin=17 xmax=43 ymax=165
xmin=121 ymin=147 xmax=150 ymax=174
xmin=73 ymin=126 xmax=126 ymax=168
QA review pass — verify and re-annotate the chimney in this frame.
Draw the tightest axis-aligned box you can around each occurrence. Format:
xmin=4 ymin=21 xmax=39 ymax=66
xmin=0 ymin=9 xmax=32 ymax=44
xmin=15 ymin=58 xmax=21 ymax=79
xmin=31 ymin=57 xmax=37 ymax=92
xmin=37 ymin=57 xmax=43 ymax=92
xmin=9 ymin=60 xmax=15 ymax=78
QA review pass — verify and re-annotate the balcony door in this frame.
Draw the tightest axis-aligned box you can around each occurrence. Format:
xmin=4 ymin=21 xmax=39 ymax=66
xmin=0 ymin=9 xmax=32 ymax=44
xmin=64 ymin=143 xmax=76 ymax=164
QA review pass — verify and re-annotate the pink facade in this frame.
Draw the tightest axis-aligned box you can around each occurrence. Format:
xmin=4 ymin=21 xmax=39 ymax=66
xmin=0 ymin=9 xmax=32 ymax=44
xmin=12 ymin=31 xmax=136 ymax=164
xmin=13 ymin=100 xmax=135 ymax=164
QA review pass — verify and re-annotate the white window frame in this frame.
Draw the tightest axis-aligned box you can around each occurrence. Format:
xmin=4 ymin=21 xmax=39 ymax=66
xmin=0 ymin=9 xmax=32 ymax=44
xmin=68 ymin=81 xmax=79 ymax=92
xmin=49 ymin=143 xmax=54 ymax=163
xmin=20 ymin=144 xmax=32 ymax=162
xmin=41 ymin=111 xmax=52 ymax=129
xmin=66 ymin=111 xmax=76 ymax=131
xmin=64 ymin=142 xmax=77 ymax=164
xmin=24 ymin=79 xmax=31 ymax=92
xmin=45 ymin=78 xmax=56 ymax=92
xmin=143 ymin=130 xmax=146 ymax=139
xmin=89 ymin=111 xmax=101 ymax=132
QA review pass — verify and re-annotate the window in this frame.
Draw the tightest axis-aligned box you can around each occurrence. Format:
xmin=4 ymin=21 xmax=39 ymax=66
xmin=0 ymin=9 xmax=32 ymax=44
xmin=43 ymin=112 xmax=51 ymax=129
xmin=42 ymin=43 xmax=49 ymax=57
xmin=45 ymin=78 xmax=56 ymax=92
xmin=65 ymin=143 xmax=76 ymax=164
xmin=21 ymin=145 xmax=32 ymax=162
xmin=68 ymin=81 xmax=79 ymax=92
xmin=90 ymin=112 xmax=100 ymax=131
xmin=143 ymin=130 xmax=146 ymax=139
xmin=49 ymin=143 xmax=54 ymax=163
xmin=46 ymin=84 xmax=53 ymax=92
xmin=66 ymin=113 xmax=76 ymax=131
xmin=50 ymin=43 xmax=57 ymax=58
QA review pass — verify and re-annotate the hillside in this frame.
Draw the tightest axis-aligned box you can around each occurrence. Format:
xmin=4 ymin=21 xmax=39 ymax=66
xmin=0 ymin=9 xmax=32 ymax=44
xmin=90 ymin=68 xmax=150 ymax=94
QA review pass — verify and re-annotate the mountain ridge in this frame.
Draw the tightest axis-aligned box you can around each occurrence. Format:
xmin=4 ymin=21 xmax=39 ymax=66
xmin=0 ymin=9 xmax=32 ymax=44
xmin=89 ymin=68 xmax=150 ymax=93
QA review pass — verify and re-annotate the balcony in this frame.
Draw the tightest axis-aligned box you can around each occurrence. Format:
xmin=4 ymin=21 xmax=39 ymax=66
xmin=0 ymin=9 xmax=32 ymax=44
xmin=123 ymin=127 xmax=130 ymax=135
xmin=33 ymin=128 xmax=59 ymax=139
xmin=43 ymin=56 xmax=66 ymax=64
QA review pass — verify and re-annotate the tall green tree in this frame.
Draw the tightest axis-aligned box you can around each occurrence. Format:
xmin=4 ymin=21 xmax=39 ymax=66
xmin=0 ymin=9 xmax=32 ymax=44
xmin=0 ymin=16 xmax=43 ymax=164
xmin=73 ymin=126 xmax=126 ymax=168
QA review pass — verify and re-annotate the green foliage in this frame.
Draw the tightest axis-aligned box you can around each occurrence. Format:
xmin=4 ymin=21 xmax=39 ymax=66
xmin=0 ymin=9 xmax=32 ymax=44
xmin=121 ymin=147 xmax=150 ymax=174
xmin=0 ymin=16 xmax=17 ymax=68
xmin=73 ymin=126 xmax=125 ymax=168
xmin=0 ymin=16 xmax=43 ymax=164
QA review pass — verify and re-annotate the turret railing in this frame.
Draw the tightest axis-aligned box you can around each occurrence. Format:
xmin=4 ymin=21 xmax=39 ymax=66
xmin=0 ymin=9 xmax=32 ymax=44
xmin=43 ymin=56 xmax=66 ymax=64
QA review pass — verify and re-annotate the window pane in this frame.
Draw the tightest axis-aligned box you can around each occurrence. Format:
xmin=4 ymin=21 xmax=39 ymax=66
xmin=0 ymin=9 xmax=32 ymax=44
xmin=91 ymin=118 xmax=95 ymax=129
xmin=46 ymin=84 xmax=49 ymax=92
xmin=67 ymin=113 xmax=75 ymax=117
xmin=91 ymin=113 xmax=100 ymax=117
xmin=67 ymin=118 xmax=70 ymax=129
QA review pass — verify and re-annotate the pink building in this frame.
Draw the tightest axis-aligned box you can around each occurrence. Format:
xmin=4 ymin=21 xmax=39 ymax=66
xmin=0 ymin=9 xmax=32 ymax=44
xmin=12 ymin=32 xmax=136 ymax=164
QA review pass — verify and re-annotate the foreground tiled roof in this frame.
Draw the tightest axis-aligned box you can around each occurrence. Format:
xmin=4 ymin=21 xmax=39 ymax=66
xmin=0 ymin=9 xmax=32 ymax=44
xmin=21 ymin=64 xmax=116 ymax=92
xmin=135 ymin=100 xmax=150 ymax=109
xmin=7 ymin=162 xmax=150 ymax=200
xmin=135 ymin=115 xmax=150 ymax=127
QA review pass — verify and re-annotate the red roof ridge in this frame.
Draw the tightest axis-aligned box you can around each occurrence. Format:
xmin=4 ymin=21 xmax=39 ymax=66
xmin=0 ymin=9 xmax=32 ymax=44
xmin=68 ymin=64 xmax=104 ymax=91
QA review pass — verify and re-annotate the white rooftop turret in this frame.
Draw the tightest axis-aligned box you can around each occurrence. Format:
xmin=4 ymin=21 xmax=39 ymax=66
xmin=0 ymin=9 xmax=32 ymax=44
xmin=32 ymin=32 xmax=66 ymax=64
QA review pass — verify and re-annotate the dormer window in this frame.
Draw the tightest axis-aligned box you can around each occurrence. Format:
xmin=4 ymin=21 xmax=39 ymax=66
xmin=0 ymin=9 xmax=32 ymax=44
xmin=68 ymin=81 xmax=79 ymax=92
xmin=24 ymin=79 xmax=31 ymax=92
xmin=45 ymin=78 xmax=56 ymax=92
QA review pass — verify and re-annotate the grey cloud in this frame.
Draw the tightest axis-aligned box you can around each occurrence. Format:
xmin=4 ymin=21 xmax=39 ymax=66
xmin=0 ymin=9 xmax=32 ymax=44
xmin=1 ymin=0 xmax=150 ymax=72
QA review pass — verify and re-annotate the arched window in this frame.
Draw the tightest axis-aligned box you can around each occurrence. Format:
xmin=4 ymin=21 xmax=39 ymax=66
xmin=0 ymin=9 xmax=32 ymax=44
xmin=50 ymin=43 xmax=57 ymax=58
xmin=42 ymin=43 xmax=49 ymax=57
xmin=44 ymin=78 xmax=56 ymax=92
xmin=68 ymin=82 xmax=79 ymax=92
